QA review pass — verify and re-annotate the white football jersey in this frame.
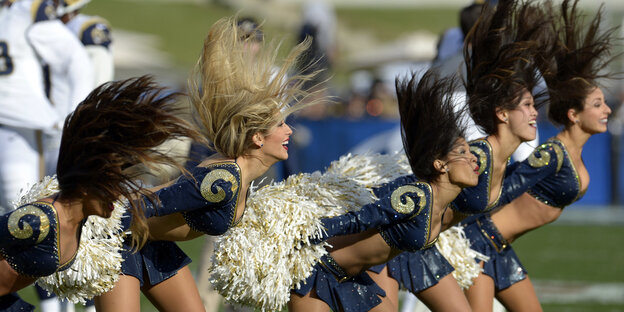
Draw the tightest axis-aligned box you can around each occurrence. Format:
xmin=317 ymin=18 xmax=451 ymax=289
xmin=0 ymin=0 xmax=93 ymax=130
xmin=0 ymin=0 xmax=59 ymax=129
xmin=38 ymin=17 xmax=93 ymax=123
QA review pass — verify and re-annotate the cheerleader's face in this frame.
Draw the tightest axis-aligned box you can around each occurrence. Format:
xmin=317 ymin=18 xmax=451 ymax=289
xmin=442 ymin=138 xmax=480 ymax=188
xmin=259 ymin=120 xmax=293 ymax=162
xmin=575 ymin=87 xmax=611 ymax=134
xmin=506 ymin=89 xmax=538 ymax=142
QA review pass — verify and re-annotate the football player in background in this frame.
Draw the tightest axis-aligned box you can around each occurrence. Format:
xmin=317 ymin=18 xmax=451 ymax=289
xmin=0 ymin=0 xmax=93 ymax=311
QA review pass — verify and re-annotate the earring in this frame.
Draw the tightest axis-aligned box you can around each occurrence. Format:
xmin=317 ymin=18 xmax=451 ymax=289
xmin=575 ymin=120 xmax=580 ymax=124
xmin=503 ymin=118 xmax=508 ymax=122
xmin=260 ymin=144 xmax=263 ymax=147
xmin=439 ymin=164 xmax=448 ymax=173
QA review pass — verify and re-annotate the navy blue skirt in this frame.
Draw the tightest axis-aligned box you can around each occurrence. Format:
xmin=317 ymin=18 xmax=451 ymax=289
xmin=121 ymin=240 xmax=191 ymax=287
xmin=369 ymin=245 xmax=454 ymax=295
xmin=293 ymin=255 xmax=386 ymax=312
xmin=461 ymin=214 xmax=527 ymax=290
xmin=0 ymin=293 xmax=34 ymax=312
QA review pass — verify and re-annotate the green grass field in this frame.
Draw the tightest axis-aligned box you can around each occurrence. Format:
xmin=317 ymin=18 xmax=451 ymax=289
xmin=515 ymin=224 xmax=624 ymax=283
xmin=515 ymin=224 xmax=624 ymax=312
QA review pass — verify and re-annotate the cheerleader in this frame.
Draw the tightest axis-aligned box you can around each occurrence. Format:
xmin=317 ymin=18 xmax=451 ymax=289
xmin=463 ymin=1 xmax=617 ymax=310
xmin=367 ymin=1 xmax=553 ymax=310
xmin=0 ymin=76 xmax=201 ymax=310
xmin=287 ymin=69 xmax=480 ymax=312
xmin=94 ymin=16 xmax=328 ymax=312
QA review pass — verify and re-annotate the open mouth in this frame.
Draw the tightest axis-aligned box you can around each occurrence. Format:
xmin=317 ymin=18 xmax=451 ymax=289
xmin=599 ymin=118 xmax=608 ymax=124
xmin=528 ymin=120 xmax=537 ymax=128
xmin=109 ymin=203 xmax=115 ymax=211
xmin=282 ymin=140 xmax=289 ymax=150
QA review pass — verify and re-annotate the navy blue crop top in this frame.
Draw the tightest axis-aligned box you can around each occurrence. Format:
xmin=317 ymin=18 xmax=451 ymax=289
xmin=0 ymin=202 xmax=78 ymax=277
xmin=376 ymin=175 xmax=437 ymax=252
xmin=498 ymin=138 xmax=584 ymax=208
xmin=150 ymin=162 xmax=243 ymax=235
xmin=452 ymin=139 xmax=505 ymax=214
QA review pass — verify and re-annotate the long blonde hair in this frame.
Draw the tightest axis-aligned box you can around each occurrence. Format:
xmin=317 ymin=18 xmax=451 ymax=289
xmin=189 ymin=16 xmax=320 ymax=158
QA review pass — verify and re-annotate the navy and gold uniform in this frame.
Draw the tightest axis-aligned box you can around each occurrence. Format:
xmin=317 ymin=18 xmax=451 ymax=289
xmin=312 ymin=175 xmax=426 ymax=244
xmin=460 ymin=213 xmax=526 ymax=290
xmin=368 ymin=245 xmax=455 ymax=295
xmin=377 ymin=177 xmax=436 ymax=252
xmin=121 ymin=161 xmax=243 ymax=285
xmin=147 ymin=161 xmax=243 ymax=234
xmin=375 ymin=138 xmax=508 ymax=297
xmin=177 ymin=162 xmax=242 ymax=235
xmin=294 ymin=175 xmax=440 ymax=312
xmin=453 ymin=138 xmax=505 ymax=214
xmin=499 ymin=138 xmax=583 ymax=208
xmin=461 ymin=138 xmax=584 ymax=290
xmin=0 ymin=201 xmax=84 ymax=311
xmin=0 ymin=201 xmax=79 ymax=277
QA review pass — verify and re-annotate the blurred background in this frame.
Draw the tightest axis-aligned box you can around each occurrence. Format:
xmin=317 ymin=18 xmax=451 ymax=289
xmin=17 ymin=0 xmax=624 ymax=310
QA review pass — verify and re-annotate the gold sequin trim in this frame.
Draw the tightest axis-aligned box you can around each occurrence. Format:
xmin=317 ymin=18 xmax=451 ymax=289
xmin=390 ymin=184 xmax=426 ymax=215
xmin=470 ymin=145 xmax=487 ymax=175
xmin=551 ymin=138 xmax=582 ymax=202
xmin=553 ymin=144 xmax=564 ymax=172
xmin=200 ymin=169 xmax=239 ymax=203
xmin=528 ymin=146 xmax=551 ymax=168
xmin=528 ymin=142 xmax=564 ymax=172
xmin=7 ymin=204 xmax=50 ymax=244
xmin=473 ymin=139 xmax=502 ymax=210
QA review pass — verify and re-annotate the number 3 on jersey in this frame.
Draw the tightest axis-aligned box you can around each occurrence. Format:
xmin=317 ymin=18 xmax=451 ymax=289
xmin=0 ymin=41 xmax=14 ymax=75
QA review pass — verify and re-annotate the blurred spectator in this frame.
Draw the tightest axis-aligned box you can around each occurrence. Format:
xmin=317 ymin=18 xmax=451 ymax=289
xmin=299 ymin=0 xmax=336 ymax=73
xmin=345 ymin=91 xmax=368 ymax=120
xmin=431 ymin=0 xmax=485 ymax=80
xmin=343 ymin=70 xmax=372 ymax=120
xmin=341 ymin=70 xmax=402 ymax=121
xmin=293 ymin=0 xmax=337 ymax=120
xmin=238 ymin=17 xmax=263 ymax=54
xmin=432 ymin=27 xmax=463 ymax=66
xmin=368 ymin=78 xmax=399 ymax=119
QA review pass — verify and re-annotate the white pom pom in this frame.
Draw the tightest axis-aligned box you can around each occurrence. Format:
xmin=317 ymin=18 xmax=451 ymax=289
xmin=20 ymin=176 xmax=127 ymax=303
xmin=209 ymin=152 xmax=411 ymax=311
xmin=435 ymin=226 xmax=489 ymax=289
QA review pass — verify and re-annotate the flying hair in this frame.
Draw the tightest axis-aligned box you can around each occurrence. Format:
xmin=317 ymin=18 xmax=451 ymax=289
xmin=545 ymin=0 xmax=620 ymax=127
xmin=57 ymin=76 xmax=204 ymax=249
xmin=397 ymin=71 xmax=466 ymax=182
xmin=464 ymin=0 xmax=554 ymax=135
xmin=189 ymin=16 xmax=324 ymax=158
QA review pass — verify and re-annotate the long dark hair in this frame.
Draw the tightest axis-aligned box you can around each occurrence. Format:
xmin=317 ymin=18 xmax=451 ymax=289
xmin=545 ymin=0 xmax=618 ymax=127
xmin=397 ymin=71 xmax=466 ymax=182
xmin=56 ymin=76 xmax=203 ymax=248
xmin=464 ymin=0 xmax=554 ymax=135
